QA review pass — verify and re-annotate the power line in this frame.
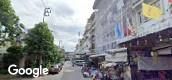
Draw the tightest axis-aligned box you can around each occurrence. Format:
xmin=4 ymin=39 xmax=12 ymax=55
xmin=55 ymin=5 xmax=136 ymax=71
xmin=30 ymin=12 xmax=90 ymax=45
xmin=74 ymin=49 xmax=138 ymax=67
xmin=40 ymin=0 xmax=59 ymax=44
xmin=40 ymin=0 xmax=51 ymax=22
xmin=41 ymin=0 xmax=46 ymax=8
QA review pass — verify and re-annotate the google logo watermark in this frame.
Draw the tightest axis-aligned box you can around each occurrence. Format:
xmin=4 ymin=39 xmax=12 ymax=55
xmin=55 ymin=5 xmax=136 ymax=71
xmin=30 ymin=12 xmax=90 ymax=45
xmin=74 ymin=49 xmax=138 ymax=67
xmin=8 ymin=64 xmax=48 ymax=77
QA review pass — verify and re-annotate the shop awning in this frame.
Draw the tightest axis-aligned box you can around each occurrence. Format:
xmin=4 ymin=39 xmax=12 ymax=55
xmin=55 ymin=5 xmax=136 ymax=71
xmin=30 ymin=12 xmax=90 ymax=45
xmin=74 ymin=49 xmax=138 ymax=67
xmin=138 ymin=57 xmax=172 ymax=70
xmin=105 ymin=48 xmax=128 ymax=62
xmin=89 ymin=53 xmax=106 ymax=58
xmin=106 ymin=48 xmax=127 ymax=53
xmin=106 ymin=52 xmax=128 ymax=62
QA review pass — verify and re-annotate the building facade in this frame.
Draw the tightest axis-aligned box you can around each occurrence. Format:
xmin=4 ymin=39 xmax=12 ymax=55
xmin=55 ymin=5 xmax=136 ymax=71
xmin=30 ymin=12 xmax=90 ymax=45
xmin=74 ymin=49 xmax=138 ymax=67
xmin=92 ymin=0 xmax=172 ymax=79
xmin=93 ymin=0 xmax=172 ymax=52
xmin=93 ymin=0 xmax=118 ymax=53
xmin=75 ymin=12 xmax=96 ymax=54
xmin=74 ymin=0 xmax=172 ymax=79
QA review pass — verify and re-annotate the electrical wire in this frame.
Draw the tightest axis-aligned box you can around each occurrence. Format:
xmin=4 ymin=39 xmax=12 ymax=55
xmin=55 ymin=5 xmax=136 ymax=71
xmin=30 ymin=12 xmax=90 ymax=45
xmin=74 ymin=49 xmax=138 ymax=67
xmin=41 ymin=0 xmax=46 ymax=8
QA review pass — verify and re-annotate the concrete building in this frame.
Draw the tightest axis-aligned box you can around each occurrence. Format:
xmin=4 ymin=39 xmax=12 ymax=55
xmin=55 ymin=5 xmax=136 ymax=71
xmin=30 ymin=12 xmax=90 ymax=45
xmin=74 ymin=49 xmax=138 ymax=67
xmin=75 ymin=12 xmax=96 ymax=54
xmin=92 ymin=0 xmax=172 ymax=79
xmin=93 ymin=0 xmax=118 ymax=53
xmin=93 ymin=0 xmax=172 ymax=51
xmin=75 ymin=38 xmax=85 ymax=54
xmin=83 ymin=12 xmax=96 ymax=54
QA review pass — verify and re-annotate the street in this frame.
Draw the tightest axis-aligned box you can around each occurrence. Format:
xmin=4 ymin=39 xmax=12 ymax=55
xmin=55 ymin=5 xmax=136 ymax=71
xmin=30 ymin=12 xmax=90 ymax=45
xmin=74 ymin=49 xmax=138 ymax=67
xmin=38 ymin=61 xmax=90 ymax=80
xmin=15 ymin=61 xmax=90 ymax=80
xmin=61 ymin=61 xmax=90 ymax=80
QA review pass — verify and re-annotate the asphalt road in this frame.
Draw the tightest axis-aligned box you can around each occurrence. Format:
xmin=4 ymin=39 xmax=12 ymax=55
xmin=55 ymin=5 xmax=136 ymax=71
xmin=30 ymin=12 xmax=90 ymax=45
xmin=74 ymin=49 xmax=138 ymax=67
xmin=61 ymin=61 xmax=90 ymax=80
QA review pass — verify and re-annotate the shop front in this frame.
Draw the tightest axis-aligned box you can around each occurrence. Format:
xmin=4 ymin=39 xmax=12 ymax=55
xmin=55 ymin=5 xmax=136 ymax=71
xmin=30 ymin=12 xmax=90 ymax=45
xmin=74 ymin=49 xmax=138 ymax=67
xmin=120 ymin=28 xmax=172 ymax=80
xmin=106 ymin=48 xmax=131 ymax=80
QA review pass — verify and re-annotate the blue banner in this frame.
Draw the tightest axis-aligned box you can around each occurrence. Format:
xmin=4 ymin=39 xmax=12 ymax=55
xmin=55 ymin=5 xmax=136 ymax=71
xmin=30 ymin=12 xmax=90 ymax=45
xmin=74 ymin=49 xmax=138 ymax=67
xmin=114 ymin=23 xmax=124 ymax=39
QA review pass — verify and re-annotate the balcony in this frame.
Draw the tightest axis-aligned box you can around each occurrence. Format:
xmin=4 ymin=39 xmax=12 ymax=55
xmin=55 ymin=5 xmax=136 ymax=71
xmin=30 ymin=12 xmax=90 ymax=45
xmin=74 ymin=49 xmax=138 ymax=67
xmin=137 ymin=15 xmax=172 ymax=37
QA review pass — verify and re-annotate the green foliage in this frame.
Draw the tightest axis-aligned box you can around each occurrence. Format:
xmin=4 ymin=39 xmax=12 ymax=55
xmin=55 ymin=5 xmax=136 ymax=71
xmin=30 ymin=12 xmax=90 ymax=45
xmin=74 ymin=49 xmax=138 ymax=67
xmin=48 ymin=45 xmax=61 ymax=63
xmin=0 ymin=69 xmax=8 ymax=74
xmin=3 ymin=46 xmax=23 ymax=68
xmin=0 ymin=0 xmax=18 ymax=27
xmin=25 ymin=22 xmax=54 ymax=53
xmin=25 ymin=22 xmax=56 ymax=67
xmin=0 ymin=0 xmax=24 ymax=45
xmin=25 ymin=22 xmax=65 ymax=67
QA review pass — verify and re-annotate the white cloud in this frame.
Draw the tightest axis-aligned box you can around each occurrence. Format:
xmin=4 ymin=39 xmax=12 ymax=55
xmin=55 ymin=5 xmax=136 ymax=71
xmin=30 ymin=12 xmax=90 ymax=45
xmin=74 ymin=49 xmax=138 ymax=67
xmin=11 ymin=0 xmax=95 ymax=52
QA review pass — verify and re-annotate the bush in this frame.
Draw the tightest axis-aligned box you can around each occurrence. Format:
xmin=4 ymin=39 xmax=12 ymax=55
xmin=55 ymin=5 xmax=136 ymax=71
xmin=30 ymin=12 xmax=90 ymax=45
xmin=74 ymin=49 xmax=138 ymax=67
xmin=0 ymin=69 xmax=8 ymax=74
xmin=3 ymin=46 xmax=23 ymax=68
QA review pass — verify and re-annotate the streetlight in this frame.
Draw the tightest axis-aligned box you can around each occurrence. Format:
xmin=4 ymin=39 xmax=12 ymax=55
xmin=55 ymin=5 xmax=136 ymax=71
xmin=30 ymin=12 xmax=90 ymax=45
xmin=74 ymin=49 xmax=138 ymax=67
xmin=43 ymin=8 xmax=51 ymax=22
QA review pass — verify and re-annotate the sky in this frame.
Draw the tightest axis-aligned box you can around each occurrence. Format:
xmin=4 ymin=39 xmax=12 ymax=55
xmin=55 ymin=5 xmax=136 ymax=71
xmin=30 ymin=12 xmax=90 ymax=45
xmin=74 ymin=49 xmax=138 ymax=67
xmin=11 ymin=0 xmax=95 ymax=52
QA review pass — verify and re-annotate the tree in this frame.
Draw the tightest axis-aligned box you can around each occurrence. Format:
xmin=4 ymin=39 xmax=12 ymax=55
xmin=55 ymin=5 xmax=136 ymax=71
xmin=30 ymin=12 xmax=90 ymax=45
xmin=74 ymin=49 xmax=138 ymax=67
xmin=58 ymin=48 xmax=65 ymax=61
xmin=49 ymin=45 xmax=64 ymax=64
xmin=25 ymin=22 xmax=54 ymax=67
xmin=3 ymin=45 xmax=24 ymax=68
xmin=0 ymin=0 xmax=24 ymax=45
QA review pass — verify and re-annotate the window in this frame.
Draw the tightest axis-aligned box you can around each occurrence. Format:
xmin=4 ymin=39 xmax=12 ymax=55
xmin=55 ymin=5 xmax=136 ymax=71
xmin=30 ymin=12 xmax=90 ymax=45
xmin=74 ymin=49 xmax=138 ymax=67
xmin=103 ymin=46 xmax=106 ymax=51
xmin=110 ymin=31 xmax=114 ymax=37
xmin=137 ymin=11 xmax=150 ymax=24
xmin=132 ymin=0 xmax=140 ymax=5
xmin=111 ymin=44 xmax=113 ymax=49
xmin=108 ymin=44 xmax=110 ymax=49
xmin=112 ymin=42 xmax=116 ymax=48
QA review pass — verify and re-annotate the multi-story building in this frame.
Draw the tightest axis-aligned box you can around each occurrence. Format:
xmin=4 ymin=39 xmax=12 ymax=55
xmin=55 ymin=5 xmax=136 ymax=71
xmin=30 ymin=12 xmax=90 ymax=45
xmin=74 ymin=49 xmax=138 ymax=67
xmin=83 ymin=12 xmax=96 ymax=53
xmin=92 ymin=0 xmax=172 ymax=79
xmin=93 ymin=0 xmax=118 ymax=53
xmin=75 ymin=12 xmax=96 ymax=54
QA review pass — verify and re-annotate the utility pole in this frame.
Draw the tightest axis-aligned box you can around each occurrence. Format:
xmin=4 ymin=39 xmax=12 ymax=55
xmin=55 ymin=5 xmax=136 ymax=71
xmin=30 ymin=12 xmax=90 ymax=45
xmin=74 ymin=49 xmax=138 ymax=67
xmin=43 ymin=8 xmax=51 ymax=22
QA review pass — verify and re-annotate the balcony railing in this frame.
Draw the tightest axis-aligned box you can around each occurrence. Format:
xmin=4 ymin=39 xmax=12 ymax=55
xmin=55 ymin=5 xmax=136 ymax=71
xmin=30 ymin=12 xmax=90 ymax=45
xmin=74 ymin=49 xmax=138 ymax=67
xmin=137 ymin=15 xmax=172 ymax=37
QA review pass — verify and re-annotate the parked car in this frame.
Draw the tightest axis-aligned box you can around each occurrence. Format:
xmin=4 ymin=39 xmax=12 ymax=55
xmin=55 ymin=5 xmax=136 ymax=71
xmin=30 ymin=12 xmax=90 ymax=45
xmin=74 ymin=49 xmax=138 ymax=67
xmin=49 ymin=64 xmax=60 ymax=74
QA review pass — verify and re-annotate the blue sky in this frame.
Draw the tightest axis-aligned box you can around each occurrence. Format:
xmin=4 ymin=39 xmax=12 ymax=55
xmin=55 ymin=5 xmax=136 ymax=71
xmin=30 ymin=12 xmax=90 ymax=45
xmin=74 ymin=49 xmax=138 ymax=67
xmin=11 ymin=0 xmax=95 ymax=51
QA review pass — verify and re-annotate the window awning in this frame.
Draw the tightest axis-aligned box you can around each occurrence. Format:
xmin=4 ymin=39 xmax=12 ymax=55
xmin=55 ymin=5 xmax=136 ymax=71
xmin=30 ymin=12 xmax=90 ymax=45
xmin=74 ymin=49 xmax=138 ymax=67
xmin=138 ymin=57 xmax=172 ymax=70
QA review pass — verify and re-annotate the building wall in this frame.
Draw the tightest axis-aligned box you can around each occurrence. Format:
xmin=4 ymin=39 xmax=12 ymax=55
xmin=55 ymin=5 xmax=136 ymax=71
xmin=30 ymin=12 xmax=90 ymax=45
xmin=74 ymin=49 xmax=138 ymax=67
xmin=120 ymin=0 xmax=172 ymax=44
xmin=94 ymin=0 xmax=118 ymax=53
xmin=75 ymin=12 xmax=96 ymax=54
xmin=93 ymin=0 xmax=172 ymax=53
